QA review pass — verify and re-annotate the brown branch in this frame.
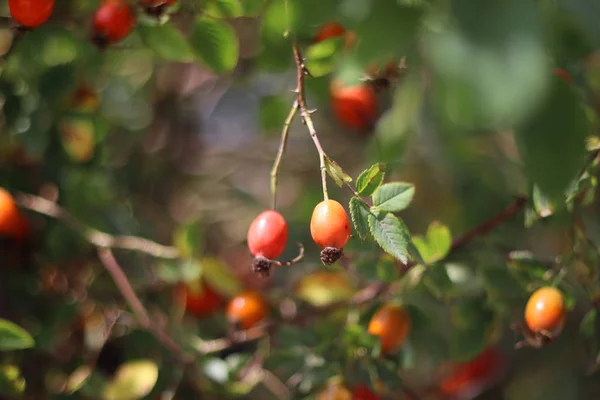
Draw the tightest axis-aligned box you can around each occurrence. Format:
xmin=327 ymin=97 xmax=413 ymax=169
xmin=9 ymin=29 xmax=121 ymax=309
xmin=292 ymin=41 xmax=329 ymax=200
xmin=16 ymin=192 xmax=180 ymax=259
xmin=97 ymin=248 xmax=192 ymax=361
xmin=450 ymin=196 xmax=529 ymax=252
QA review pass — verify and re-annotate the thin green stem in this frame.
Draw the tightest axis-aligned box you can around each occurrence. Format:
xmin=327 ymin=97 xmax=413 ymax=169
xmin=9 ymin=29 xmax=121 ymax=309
xmin=270 ymin=100 xmax=299 ymax=210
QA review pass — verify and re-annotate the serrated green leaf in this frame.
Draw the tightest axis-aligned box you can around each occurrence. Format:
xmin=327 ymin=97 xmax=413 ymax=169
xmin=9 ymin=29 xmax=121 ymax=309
xmin=372 ymin=182 xmax=415 ymax=213
xmin=190 ymin=17 xmax=239 ymax=74
xmin=325 ymin=158 xmax=352 ymax=187
xmin=412 ymin=221 xmax=452 ymax=264
xmin=368 ymin=212 xmax=410 ymax=263
xmin=356 ymin=163 xmax=386 ymax=196
xmin=515 ymin=75 xmax=589 ymax=201
xmin=139 ymin=24 xmax=193 ymax=62
xmin=349 ymin=197 xmax=370 ymax=240
xmin=0 ymin=320 xmax=34 ymax=351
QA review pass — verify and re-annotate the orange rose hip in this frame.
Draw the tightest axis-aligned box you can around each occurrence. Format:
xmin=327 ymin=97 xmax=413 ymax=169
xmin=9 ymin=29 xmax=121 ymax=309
xmin=310 ymin=199 xmax=351 ymax=265
xmin=226 ymin=291 xmax=269 ymax=330
xmin=368 ymin=303 xmax=411 ymax=353
xmin=524 ymin=286 xmax=565 ymax=336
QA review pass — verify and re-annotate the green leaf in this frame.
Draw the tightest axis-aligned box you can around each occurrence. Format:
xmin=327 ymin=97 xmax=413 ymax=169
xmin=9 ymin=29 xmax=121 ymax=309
xmin=349 ymin=197 xmax=370 ymax=240
xmin=190 ymin=17 xmax=239 ymax=74
xmin=305 ymin=37 xmax=345 ymax=78
xmin=139 ymin=24 xmax=193 ymax=62
xmin=0 ymin=319 xmax=34 ymax=351
xmin=514 ymin=66 xmax=589 ymax=200
xmin=412 ymin=221 xmax=452 ymax=264
xmin=371 ymin=182 xmax=415 ymax=213
xmin=580 ymin=309 xmax=597 ymax=338
xmin=259 ymin=95 xmax=290 ymax=134
xmin=325 ymin=158 xmax=352 ymax=187
xmin=204 ymin=0 xmax=244 ymax=18
xmin=356 ymin=163 xmax=386 ymax=196
xmin=368 ymin=212 xmax=411 ymax=264
xmin=102 ymin=360 xmax=158 ymax=400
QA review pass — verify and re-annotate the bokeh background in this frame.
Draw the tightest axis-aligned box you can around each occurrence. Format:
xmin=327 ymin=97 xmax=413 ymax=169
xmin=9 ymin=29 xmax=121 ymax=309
xmin=1 ymin=0 xmax=600 ymax=399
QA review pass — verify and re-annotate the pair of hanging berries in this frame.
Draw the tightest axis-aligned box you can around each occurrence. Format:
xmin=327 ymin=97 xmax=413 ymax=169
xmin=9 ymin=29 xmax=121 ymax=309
xmin=247 ymin=199 xmax=351 ymax=276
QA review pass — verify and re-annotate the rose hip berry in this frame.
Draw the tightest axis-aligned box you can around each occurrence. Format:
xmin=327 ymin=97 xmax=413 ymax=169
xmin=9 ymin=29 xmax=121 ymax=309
xmin=93 ymin=0 xmax=136 ymax=47
xmin=247 ymin=209 xmax=289 ymax=276
xmin=175 ymin=280 xmax=223 ymax=318
xmin=9 ymin=0 xmax=55 ymax=28
xmin=330 ymin=80 xmax=379 ymax=132
xmin=226 ymin=290 xmax=269 ymax=330
xmin=525 ymin=286 xmax=565 ymax=337
xmin=0 ymin=188 xmax=28 ymax=240
xmin=368 ymin=303 xmax=411 ymax=353
xmin=310 ymin=199 xmax=351 ymax=264
xmin=438 ymin=348 xmax=504 ymax=398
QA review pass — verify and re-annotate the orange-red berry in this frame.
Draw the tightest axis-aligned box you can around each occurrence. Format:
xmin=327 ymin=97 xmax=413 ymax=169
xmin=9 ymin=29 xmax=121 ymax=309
xmin=9 ymin=0 xmax=55 ymax=28
xmin=226 ymin=291 xmax=269 ymax=330
xmin=314 ymin=21 xmax=346 ymax=43
xmin=176 ymin=280 xmax=223 ymax=318
xmin=330 ymin=81 xmax=379 ymax=131
xmin=367 ymin=304 xmax=411 ymax=353
xmin=310 ymin=199 xmax=351 ymax=248
xmin=0 ymin=188 xmax=28 ymax=240
xmin=93 ymin=0 xmax=136 ymax=45
xmin=438 ymin=348 xmax=504 ymax=397
xmin=247 ymin=210 xmax=288 ymax=260
xmin=524 ymin=286 xmax=565 ymax=335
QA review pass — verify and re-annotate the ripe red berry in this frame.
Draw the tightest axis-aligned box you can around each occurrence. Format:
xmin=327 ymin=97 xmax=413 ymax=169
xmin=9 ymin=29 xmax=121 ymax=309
xmin=93 ymin=0 xmax=136 ymax=46
xmin=9 ymin=0 xmax=55 ymax=28
xmin=438 ymin=348 xmax=504 ymax=397
xmin=175 ymin=280 xmax=223 ymax=318
xmin=0 ymin=188 xmax=28 ymax=240
xmin=226 ymin=290 xmax=269 ymax=330
xmin=352 ymin=384 xmax=379 ymax=400
xmin=247 ymin=210 xmax=288 ymax=259
xmin=330 ymin=80 xmax=379 ymax=131
xmin=310 ymin=199 xmax=351 ymax=264
xmin=524 ymin=286 xmax=565 ymax=336
xmin=367 ymin=303 xmax=411 ymax=353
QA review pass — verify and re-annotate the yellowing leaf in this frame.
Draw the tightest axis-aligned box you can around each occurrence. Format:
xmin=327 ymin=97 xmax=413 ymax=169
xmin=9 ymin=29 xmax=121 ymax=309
xmin=103 ymin=360 xmax=158 ymax=400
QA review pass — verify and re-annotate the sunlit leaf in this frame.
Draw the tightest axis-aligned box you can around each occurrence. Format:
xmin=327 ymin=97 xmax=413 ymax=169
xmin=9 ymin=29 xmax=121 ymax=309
xmin=0 ymin=319 xmax=34 ymax=351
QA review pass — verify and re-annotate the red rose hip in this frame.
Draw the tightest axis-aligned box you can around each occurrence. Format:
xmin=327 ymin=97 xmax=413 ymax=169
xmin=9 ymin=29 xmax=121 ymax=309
xmin=9 ymin=0 xmax=55 ymax=28
xmin=93 ymin=0 xmax=136 ymax=46
xmin=247 ymin=210 xmax=291 ymax=277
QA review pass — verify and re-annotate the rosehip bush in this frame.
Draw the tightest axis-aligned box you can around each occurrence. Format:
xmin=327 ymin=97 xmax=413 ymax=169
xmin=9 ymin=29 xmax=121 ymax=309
xmin=0 ymin=0 xmax=600 ymax=399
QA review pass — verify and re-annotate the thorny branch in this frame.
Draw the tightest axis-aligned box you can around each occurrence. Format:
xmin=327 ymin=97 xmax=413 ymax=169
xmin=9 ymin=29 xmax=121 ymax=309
xmin=292 ymin=41 xmax=330 ymax=200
